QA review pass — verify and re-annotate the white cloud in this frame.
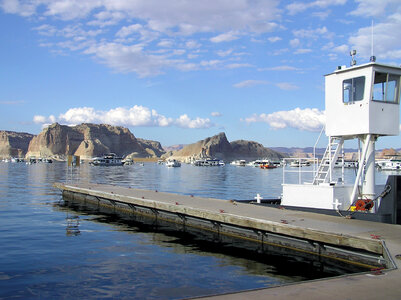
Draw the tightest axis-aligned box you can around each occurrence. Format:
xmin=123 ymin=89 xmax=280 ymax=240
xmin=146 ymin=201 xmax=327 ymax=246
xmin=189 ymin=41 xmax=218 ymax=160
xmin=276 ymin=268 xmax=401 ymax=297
xmin=210 ymin=31 xmax=239 ymax=43
xmin=115 ymin=24 xmax=143 ymax=38
xmin=33 ymin=106 xmax=213 ymax=129
xmin=332 ymin=44 xmax=349 ymax=53
xmin=3 ymin=1 xmax=282 ymax=77
xmin=275 ymin=82 xmax=299 ymax=90
xmin=289 ymin=38 xmax=300 ymax=47
xmin=245 ymin=108 xmax=325 ymax=131
xmin=83 ymin=42 xmax=174 ymax=77
xmin=226 ymin=63 xmax=253 ymax=69
xmin=185 ymin=40 xmax=201 ymax=49
xmin=175 ymin=114 xmax=213 ymax=129
xmin=268 ymin=36 xmax=281 ymax=43
xmin=33 ymin=115 xmax=47 ymax=124
xmin=216 ymin=49 xmax=233 ymax=57
xmin=211 ymin=112 xmax=222 ymax=117
xmin=265 ymin=65 xmax=300 ymax=71
xmin=349 ymin=14 xmax=401 ymax=60
xmin=351 ymin=0 xmax=400 ymax=18
xmin=286 ymin=0 xmax=346 ymax=15
xmin=294 ymin=48 xmax=312 ymax=54
xmin=293 ymin=27 xmax=329 ymax=39
xmin=200 ymin=60 xmax=222 ymax=68
xmin=233 ymin=80 xmax=270 ymax=88
xmin=157 ymin=39 xmax=173 ymax=48
xmin=1 ymin=0 xmax=37 ymax=16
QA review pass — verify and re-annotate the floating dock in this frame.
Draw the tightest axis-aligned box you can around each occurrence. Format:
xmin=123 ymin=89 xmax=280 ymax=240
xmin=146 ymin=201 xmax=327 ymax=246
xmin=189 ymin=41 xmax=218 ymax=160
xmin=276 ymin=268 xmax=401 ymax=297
xmin=54 ymin=182 xmax=401 ymax=299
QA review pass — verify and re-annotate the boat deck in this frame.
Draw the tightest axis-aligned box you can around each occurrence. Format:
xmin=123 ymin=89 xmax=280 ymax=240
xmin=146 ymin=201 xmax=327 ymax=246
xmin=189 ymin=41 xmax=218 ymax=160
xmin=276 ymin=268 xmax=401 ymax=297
xmin=54 ymin=182 xmax=401 ymax=299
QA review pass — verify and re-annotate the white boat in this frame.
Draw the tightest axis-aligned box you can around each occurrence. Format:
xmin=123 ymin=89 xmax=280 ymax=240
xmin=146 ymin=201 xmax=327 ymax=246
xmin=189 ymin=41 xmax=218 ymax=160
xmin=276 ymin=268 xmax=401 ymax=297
xmin=281 ymin=57 xmax=401 ymax=221
xmin=123 ymin=158 xmax=134 ymax=165
xmin=90 ymin=153 xmax=123 ymax=166
xmin=323 ymin=160 xmax=358 ymax=168
xmin=192 ymin=158 xmax=225 ymax=166
xmin=166 ymin=159 xmax=181 ymax=167
xmin=230 ymin=160 xmax=246 ymax=166
xmin=11 ymin=157 xmax=24 ymax=163
xmin=247 ymin=159 xmax=281 ymax=167
xmin=289 ymin=160 xmax=311 ymax=167
xmin=377 ymin=159 xmax=401 ymax=171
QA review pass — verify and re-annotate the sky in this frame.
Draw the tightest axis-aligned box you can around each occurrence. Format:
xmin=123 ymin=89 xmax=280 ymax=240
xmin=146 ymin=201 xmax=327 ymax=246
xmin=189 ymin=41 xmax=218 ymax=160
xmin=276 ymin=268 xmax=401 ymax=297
xmin=1 ymin=0 xmax=401 ymax=149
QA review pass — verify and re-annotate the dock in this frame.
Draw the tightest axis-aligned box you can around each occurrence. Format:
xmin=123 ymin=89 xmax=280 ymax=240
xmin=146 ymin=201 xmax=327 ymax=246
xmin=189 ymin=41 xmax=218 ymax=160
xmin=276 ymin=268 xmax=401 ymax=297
xmin=54 ymin=182 xmax=401 ymax=299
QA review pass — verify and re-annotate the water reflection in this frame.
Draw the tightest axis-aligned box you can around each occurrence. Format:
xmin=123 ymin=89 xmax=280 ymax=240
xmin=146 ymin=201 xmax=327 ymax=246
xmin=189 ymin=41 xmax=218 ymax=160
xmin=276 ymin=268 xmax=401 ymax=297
xmin=0 ymin=161 xmax=391 ymax=299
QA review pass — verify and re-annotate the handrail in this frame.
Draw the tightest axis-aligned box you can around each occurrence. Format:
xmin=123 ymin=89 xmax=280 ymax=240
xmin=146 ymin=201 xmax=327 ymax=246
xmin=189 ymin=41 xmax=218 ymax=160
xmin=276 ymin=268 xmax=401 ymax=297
xmin=313 ymin=125 xmax=325 ymax=177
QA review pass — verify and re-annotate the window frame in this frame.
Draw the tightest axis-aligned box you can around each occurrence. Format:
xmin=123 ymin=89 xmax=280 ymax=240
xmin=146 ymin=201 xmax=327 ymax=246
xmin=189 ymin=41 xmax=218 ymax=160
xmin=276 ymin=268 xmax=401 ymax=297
xmin=342 ymin=76 xmax=366 ymax=104
xmin=372 ymin=71 xmax=401 ymax=104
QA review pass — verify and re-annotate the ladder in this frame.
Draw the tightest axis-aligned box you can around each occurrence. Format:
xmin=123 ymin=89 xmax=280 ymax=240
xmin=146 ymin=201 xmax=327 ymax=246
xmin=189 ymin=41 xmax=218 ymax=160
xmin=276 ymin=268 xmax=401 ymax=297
xmin=313 ymin=137 xmax=344 ymax=185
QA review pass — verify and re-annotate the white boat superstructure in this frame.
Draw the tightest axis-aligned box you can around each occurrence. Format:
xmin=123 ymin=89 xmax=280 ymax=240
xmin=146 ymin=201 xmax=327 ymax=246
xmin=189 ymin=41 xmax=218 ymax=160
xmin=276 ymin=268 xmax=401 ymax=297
xmin=281 ymin=57 xmax=401 ymax=214
xmin=377 ymin=158 xmax=401 ymax=171
xmin=166 ymin=159 xmax=181 ymax=167
xmin=192 ymin=158 xmax=225 ymax=166
xmin=289 ymin=160 xmax=311 ymax=167
xmin=230 ymin=160 xmax=246 ymax=166
xmin=323 ymin=160 xmax=358 ymax=168
xmin=90 ymin=153 xmax=123 ymax=166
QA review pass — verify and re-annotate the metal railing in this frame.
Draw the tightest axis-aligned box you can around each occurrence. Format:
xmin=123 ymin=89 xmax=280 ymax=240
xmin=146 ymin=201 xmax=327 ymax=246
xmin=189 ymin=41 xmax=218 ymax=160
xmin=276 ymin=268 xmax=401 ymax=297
xmin=282 ymin=157 xmax=319 ymax=185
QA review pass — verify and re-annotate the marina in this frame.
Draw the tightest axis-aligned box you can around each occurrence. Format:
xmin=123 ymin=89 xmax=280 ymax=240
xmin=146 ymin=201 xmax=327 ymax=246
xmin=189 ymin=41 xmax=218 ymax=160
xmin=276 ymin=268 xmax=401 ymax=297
xmin=52 ymin=59 xmax=401 ymax=299
xmin=54 ymin=177 xmax=401 ymax=299
xmin=2 ymin=162 xmax=379 ymax=299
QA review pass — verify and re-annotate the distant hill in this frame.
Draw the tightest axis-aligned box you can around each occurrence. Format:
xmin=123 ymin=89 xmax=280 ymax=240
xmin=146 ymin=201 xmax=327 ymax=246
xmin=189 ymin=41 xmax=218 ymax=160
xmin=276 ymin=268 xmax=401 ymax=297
xmin=1 ymin=124 xmax=399 ymax=161
xmin=166 ymin=132 xmax=285 ymax=162
xmin=163 ymin=144 xmax=185 ymax=152
xmin=0 ymin=130 xmax=34 ymax=159
xmin=25 ymin=123 xmax=165 ymax=159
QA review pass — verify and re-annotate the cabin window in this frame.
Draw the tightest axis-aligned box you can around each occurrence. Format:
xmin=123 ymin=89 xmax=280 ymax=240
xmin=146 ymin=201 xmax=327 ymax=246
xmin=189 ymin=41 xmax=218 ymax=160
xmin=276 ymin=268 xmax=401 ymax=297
xmin=343 ymin=76 xmax=365 ymax=103
xmin=372 ymin=72 xmax=400 ymax=103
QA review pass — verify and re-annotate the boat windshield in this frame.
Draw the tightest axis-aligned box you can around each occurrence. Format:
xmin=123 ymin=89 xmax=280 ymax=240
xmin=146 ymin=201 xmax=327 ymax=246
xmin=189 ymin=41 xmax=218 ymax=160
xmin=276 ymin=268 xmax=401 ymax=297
xmin=372 ymin=72 xmax=400 ymax=103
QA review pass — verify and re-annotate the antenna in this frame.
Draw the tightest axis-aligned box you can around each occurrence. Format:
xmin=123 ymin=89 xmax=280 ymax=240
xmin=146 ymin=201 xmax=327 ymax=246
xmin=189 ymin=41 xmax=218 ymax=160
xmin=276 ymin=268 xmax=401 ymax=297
xmin=370 ymin=20 xmax=376 ymax=62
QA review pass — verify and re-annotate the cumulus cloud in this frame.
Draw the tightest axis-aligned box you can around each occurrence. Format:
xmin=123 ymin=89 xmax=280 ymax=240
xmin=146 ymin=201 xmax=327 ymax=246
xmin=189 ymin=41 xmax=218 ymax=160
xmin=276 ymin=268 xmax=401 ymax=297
xmin=268 ymin=36 xmax=281 ymax=43
xmin=175 ymin=114 xmax=213 ymax=129
xmin=211 ymin=112 xmax=222 ymax=117
xmin=210 ymin=31 xmax=239 ymax=43
xmin=245 ymin=108 xmax=325 ymax=131
xmin=286 ymin=0 xmax=346 ymax=15
xmin=33 ymin=105 xmax=213 ymax=129
xmin=349 ymin=14 xmax=401 ymax=60
xmin=2 ymin=0 xmax=281 ymax=77
xmin=350 ymin=0 xmax=400 ymax=18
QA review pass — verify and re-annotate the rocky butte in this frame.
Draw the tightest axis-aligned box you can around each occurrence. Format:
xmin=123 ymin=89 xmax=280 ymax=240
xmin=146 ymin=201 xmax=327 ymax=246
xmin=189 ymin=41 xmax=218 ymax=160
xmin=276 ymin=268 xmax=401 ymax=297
xmin=0 ymin=130 xmax=34 ymax=159
xmin=25 ymin=123 xmax=165 ymax=160
xmin=165 ymin=132 xmax=285 ymax=162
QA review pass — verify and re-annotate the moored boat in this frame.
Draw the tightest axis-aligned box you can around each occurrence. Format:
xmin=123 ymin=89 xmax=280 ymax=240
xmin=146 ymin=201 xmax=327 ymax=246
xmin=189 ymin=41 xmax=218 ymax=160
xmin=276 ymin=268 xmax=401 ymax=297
xmin=166 ymin=159 xmax=181 ymax=167
xmin=192 ymin=158 xmax=225 ymax=166
xmin=90 ymin=153 xmax=123 ymax=166
xmin=230 ymin=160 xmax=246 ymax=166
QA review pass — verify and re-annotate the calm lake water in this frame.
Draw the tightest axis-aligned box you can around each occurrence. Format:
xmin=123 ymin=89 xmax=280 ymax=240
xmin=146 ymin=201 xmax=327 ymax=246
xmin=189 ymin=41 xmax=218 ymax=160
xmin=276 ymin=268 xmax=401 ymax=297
xmin=0 ymin=161 xmax=393 ymax=299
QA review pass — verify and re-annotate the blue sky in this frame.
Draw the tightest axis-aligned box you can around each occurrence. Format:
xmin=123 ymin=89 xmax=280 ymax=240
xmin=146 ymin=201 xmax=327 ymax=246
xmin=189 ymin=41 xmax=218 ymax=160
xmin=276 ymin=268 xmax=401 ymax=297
xmin=1 ymin=0 xmax=401 ymax=149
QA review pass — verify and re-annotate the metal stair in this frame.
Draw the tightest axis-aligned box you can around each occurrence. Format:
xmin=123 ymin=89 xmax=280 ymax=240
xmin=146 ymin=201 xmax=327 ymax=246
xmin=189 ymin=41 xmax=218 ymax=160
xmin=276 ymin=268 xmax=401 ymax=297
xmin=313 ymin=137 xmax=344 ymax=185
